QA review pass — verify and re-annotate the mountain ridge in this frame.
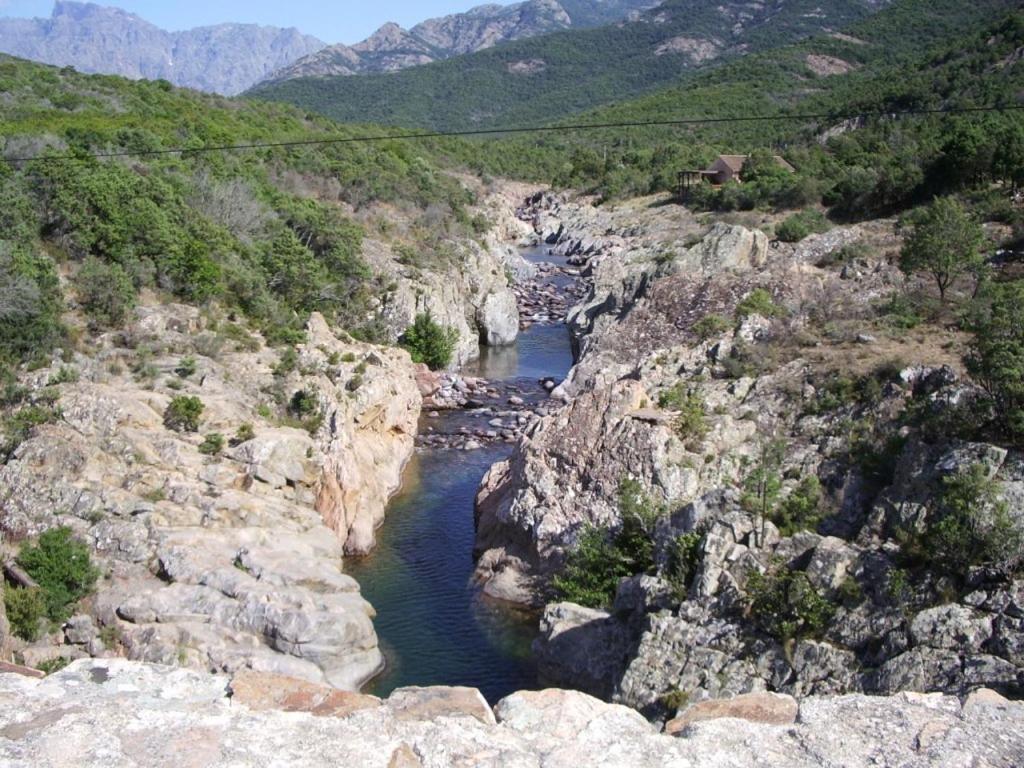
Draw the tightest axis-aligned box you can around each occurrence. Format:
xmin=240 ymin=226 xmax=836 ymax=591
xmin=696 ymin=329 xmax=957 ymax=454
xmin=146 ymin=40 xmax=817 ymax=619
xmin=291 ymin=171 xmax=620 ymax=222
xmin=260 ymin=0 xmax=659 ymax=84
xmin=0 ymin=1 xmax=325 ymax=95
xmin=248 ymin=0 xmax=895 ymax=131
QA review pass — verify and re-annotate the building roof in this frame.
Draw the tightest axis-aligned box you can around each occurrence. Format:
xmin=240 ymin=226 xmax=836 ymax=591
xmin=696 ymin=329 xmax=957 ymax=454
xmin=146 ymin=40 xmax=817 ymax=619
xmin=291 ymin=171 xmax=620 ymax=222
xmin=710 ymin=154 xmax=796 ymax=174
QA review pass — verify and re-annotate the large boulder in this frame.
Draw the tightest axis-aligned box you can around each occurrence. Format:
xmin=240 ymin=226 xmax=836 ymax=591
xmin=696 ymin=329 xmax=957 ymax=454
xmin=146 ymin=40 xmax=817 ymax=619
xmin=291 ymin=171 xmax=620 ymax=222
xmin=477 ymin=290 xmax=520 ymax=347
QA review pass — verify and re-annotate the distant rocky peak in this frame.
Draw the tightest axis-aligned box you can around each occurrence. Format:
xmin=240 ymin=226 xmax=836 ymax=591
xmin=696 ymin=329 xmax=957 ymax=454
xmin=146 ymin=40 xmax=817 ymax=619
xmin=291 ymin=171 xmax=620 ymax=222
xmin=355 ymin=22 xmax=425 ymax=53
xmin=51 ymin=1 xmax=137 ymax=22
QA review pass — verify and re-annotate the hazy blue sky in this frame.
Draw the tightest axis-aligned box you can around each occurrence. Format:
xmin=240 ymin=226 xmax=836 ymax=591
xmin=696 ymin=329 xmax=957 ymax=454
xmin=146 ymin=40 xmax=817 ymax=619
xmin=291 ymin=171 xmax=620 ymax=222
xmin=0 ymin=1 xmax=515 ymax=44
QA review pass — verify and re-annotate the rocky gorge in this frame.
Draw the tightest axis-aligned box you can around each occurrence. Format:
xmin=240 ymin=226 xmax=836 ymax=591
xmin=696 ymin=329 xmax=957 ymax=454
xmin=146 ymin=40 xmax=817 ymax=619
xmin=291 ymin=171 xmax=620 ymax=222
xmin=473 ymin=190 xmax=1024 ymax=728
xmin=2 ymin=182 xmax=1023 ymax=766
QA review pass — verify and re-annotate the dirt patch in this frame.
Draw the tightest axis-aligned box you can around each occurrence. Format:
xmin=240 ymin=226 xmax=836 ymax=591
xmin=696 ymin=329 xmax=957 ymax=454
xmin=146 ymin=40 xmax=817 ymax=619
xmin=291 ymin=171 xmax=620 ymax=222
xmin=654 ymin=36 xmax=721 ymax=63
xmin=506 ymin=59 xmax=546 ymax=75
xmin=806 ymin=54 xmax=857 ymax=77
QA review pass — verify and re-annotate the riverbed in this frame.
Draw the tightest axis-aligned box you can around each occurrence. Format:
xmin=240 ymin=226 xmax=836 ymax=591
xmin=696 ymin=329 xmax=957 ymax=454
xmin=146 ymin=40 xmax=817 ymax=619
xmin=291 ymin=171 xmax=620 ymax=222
xmin=345 ymin=245 xmax=575 ymax=704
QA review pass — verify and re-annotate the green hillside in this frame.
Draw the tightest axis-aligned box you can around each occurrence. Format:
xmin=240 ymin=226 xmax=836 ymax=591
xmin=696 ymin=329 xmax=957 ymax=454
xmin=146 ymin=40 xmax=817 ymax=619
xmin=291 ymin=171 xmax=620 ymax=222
xmin=452 ymin=0 xmax=1024 ymax=214
xmin=0 ymin=56 xmax=485 ymax=367
xmin=248 ymin=0 xmax=890 ymax=131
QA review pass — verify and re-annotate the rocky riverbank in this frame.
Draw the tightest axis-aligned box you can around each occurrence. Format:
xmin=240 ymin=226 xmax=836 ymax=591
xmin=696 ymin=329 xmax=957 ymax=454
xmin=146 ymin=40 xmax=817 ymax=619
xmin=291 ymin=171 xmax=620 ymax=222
xmin=2 ymin=658 xmax=1021 ymax=767
xmin=0 ymin=307 xmax=423 ymax=689
xmin=473 ymin=190 xmax=1024 ymax=720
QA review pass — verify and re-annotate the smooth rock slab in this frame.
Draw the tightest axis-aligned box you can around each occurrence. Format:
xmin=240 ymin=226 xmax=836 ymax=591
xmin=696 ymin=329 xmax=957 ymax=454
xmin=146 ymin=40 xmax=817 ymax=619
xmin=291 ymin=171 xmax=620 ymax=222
xmin=665 ymin=692 xmax=799 ymax=734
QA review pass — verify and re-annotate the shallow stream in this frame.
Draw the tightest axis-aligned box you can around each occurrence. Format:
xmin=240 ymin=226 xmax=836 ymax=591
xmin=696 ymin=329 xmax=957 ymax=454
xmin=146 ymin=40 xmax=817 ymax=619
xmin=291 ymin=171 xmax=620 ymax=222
xmin=345 ymin=245 xmax=575 ymax=703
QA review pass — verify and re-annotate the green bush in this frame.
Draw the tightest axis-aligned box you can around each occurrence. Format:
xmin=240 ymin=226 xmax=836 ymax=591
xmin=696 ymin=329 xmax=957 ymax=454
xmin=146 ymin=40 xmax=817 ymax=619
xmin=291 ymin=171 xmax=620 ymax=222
xmin=75 ymin=256 xmax=136 ymax=328
xmin=1 ymin=405 xmax=61 ymax=462
xmin=16 ymin=527 xmax=100 ymax=624
xmin=400 ymin=312 xmax=458 ymax=371
xmin=231 ymin=423 xmax=256 ymax=446
xmin=776 ymin=210 xmax=830 ymax=243
xmin=965 ymin=281 xmax=1024 ymax=443
xmin=746 ymin=561 xmax=835 ymax=642
xmin=552 ymin=479 xmax=661 ymax=608
xmin=174 ymin=356 xmax=197 ymax=378
xmin=3 ymin=585 xmax=46 ymax=641
xmin=287 ymin=389 xmax=324 ymax=434
xmin=914 ymin=464 xmax=1023 ymax=578
xmin=735 ymin=289 xmax=781 ymax=320
xmin=659 ymin=384 xmax=709 ymax=449
xmin=692 ymin=313 xmax=731 ymax=341
xmin=773 ymin=476 xmax=824 ymax=536
xmin=666 ymin=531 xmax=703 ymax=596
xmin=163 ymin=395 xmax=204 ymax=432
xmin=198 ymin=433 xmax=225 ymax=456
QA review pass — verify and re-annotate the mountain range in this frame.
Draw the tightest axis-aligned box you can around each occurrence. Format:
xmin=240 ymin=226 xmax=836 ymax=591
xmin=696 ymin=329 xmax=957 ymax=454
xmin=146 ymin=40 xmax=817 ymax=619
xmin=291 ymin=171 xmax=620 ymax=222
xmin=262 ymin=0 xmax=660 ymax=82
xmin=0 ymin=1 xmax=659 ymax=96
xmin=249 ymin=0 xmax=896 ymax=131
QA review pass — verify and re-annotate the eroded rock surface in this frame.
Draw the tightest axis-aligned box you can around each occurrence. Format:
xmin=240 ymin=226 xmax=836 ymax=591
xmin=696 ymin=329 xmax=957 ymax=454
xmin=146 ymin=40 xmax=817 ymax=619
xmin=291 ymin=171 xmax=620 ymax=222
xmin=0 ymin=308 xmax=421 ymax=688
xmin=0 ymin=659 xmax=1021 ymax=767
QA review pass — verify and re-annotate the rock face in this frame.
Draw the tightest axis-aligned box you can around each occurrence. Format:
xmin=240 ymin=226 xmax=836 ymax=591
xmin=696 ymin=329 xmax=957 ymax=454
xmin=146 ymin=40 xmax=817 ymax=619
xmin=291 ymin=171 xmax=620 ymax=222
xmin=478 ymin=191 xmax=1024 ymax=716
xmin=259 ymin=0 xmax=658 ymax=83
xmin=1 ymin=659 xmax=1022 ymax=767
xmin=0 ymin=2 xmax=324 ymax=95
xmin=0 ymin=307 xmax=421 ymax=688
xmin=362 ymin=231 xmax=521 ymax=367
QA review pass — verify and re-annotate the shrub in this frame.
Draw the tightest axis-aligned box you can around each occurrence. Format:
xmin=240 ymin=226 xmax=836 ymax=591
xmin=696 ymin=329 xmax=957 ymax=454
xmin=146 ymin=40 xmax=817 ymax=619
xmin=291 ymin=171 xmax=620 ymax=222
xmin=916 ymin=464 xmax=1022 ymax=578
xmin=231 ymin=423 xmax=255 ymax=446
xmin=659 ymin=384 xmax=709 ymax=448
xmin=36 ymin=657 xmax=70 ymax=675
xmin=776 ymin=210 xmax=830 ymax=243
xmin=174 ymin=356 xmax=197 ymax=378
xmin=3 ymin=585 xmax=45 ymax=641
xmin=400 ymin=312 xmax=458 ymax=371
xmin=1 ymin=405 xmax=61 ymax=462
xmin=735 ymin=288 xmax=781 ymax=320
xmin=16 ymin=527 xmax=100 ymax=624
xmin=774 ymin=476 xmax=824 ymax=536
xmin=666 ymin=531 xmax=703 ymax=596
xmin=163 ymin=395 xmax=204 ymax=432
xmin=692 ymin=313 xmax=731 ymax=341
xmin=552 ymin=479 xmax=661 ymax=608
xmin=746 ymin=561 xmax=835 ymax=642
xmin=273 ymin=347 xmax=298 ymax=377
xmin=288 ymin=389 xmax=324 ymax=434
xmin=47 ymin=366 xmax=79 ymax=386
xmin=75 ymin=256 xmax=136 ymax=328
xmin=198 ymin=433 xmax=225 ymax=456
xmin=965 ymin=281 xmax=1024 ymax=443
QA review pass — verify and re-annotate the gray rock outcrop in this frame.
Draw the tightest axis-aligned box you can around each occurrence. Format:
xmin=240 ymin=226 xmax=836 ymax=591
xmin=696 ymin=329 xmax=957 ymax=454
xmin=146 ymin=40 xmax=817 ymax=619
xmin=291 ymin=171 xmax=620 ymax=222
xmin=1 ymin=659 xmax=1021 ymax=767
xmin=0 ymin=307 xmax=421 ymax=688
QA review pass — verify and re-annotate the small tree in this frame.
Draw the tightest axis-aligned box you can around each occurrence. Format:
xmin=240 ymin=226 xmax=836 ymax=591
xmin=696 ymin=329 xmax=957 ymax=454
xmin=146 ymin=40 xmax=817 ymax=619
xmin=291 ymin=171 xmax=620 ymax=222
xmin=163 ymin=395 xmax=204 ymax=432
xmin=923 ymin=464 xmax=1022 ymax=578
xmin=966 ymin=281 xmax=1024 ymax=443
xmin=899 ymin=197 xmax=985 ymax=303
xmin=742 ymin=438 xmax=786 ymax=547
xmin=400 ymin=312 xmax=458 ymax=371
xmin=552 ymin=478 xmax=661 ymax=608
xmin=75 ymin=256 xmax=136 ymax=328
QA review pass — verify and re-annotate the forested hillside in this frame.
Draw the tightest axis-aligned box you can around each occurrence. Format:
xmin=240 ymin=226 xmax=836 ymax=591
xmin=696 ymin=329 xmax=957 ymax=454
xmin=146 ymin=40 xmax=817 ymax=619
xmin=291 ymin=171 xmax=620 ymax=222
xmin=0 ymin=56 xmax=486 ymax=370
xmin=451 ymin=0 xmax=1024 ymax=215
xmin=248 ymin=0 xmax=893 ymax=131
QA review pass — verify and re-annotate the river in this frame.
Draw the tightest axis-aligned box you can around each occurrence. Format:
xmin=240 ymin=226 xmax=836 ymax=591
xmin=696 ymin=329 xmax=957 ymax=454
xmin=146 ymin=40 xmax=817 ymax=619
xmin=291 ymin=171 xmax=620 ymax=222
xmin=345 ymin=245 xmax=575 ymax=704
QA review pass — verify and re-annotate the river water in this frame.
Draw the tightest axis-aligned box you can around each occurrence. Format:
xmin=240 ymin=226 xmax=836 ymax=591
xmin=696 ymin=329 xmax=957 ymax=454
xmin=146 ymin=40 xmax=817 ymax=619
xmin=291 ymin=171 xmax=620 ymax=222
xmin=345 ymin=245 xmax=575 ymax=704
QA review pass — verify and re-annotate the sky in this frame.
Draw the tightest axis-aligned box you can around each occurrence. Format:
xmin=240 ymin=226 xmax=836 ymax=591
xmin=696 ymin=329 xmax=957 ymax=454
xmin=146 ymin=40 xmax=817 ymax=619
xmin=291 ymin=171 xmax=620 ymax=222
xmin=0 ymin=1 xmax=516 ymax=44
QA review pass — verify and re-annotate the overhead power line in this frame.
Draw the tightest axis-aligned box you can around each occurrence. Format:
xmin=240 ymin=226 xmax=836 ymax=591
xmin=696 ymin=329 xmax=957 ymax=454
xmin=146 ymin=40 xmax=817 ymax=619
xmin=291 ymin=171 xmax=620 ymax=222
xmin=4 ymin=103 xmax=1023 ymax=166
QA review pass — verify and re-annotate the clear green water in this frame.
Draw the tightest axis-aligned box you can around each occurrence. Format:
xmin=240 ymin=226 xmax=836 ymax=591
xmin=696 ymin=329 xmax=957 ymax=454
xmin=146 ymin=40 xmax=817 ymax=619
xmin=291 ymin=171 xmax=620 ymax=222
xmin=346 ymin=305 xmax=574 ymax=704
